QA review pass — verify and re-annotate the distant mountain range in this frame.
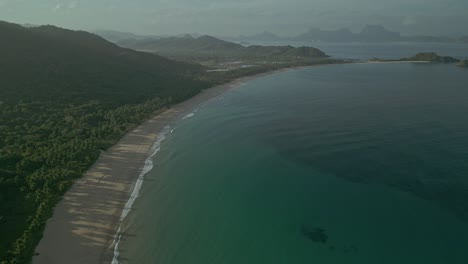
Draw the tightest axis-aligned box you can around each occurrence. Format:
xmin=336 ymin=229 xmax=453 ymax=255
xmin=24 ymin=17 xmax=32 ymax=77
xmin=94 ymin=30 xmax=205 ymax=44
xmin=237 ymin=31 xmax=281 ymax=42
xmin=115 ymin=34 xmax=328 ymax=61
xmin=93 ymin=25 xmax=467 ymax=45
xmin=231 ymin=25 xmax=468 ymax=43
xmin=295 ymin=27 xmax=357 ymax=42
xmin=93 ymin=30 xmax=155 ymax=42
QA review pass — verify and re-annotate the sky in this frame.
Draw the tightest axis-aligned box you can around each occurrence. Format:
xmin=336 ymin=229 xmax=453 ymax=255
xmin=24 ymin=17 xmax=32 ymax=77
xmin=1 ymin=0 xmax=468 ymax=37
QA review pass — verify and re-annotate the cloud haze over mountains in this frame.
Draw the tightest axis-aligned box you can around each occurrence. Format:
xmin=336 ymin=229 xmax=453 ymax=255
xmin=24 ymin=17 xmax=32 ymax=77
xmin=1 ymin=0 xmax=467 ymax=36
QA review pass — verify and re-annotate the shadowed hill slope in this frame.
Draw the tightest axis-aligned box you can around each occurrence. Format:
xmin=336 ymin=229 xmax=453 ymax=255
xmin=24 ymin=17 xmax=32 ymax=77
xmin=116 ymin=34 xmax=328 ymax=61
xmin=0 ymin=21 xmax=207 ymax=105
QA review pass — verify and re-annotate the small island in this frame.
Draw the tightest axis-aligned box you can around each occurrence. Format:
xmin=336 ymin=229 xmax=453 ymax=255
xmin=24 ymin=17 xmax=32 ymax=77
xmin=370 ymin=52 xmax=460 ymax=64
xmin=401 ymin=52 xmax=460 ymax=63
xmin=457 ymin=60 xmax=468 ymax=68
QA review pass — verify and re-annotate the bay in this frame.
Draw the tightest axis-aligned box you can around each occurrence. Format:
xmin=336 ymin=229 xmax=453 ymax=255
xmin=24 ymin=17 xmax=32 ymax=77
xmin=119 ymin=63 xmax=468 ymax=264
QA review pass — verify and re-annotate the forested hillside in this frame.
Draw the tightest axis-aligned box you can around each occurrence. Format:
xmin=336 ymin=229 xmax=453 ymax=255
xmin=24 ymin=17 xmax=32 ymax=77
xmin=0 ymin=21 xmax=210 ymax=263
xmin=116 ymin=35 xmax=328 ymax=62
xmin=0 ymin=21 xmax=206 ymax=104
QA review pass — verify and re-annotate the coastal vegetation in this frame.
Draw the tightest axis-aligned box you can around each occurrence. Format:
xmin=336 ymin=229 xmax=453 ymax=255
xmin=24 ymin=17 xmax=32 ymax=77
xmin=0 ymin=20 xmax=336 ymax=263
xmin=457 ymin=60 xmax=468 ymax=67
xmin=97 ymin=26 xmax=468 ymax=45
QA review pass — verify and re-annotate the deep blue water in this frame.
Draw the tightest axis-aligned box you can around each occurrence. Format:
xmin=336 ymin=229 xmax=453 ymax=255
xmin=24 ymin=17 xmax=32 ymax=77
xmin=119 ymin=63 xmax=468 ymax=264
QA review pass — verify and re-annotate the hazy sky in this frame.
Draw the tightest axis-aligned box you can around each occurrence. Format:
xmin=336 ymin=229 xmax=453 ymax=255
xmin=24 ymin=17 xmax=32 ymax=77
xmin=1 ymin=0 xmax=468 ymax=36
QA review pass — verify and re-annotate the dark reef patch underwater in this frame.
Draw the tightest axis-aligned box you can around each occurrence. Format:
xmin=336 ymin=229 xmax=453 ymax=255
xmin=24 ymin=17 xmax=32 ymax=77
xmin=301 ymin=226 xmax=328 ymax=243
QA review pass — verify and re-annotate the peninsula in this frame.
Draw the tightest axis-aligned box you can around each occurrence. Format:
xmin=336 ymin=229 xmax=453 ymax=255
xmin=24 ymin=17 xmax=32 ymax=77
xmin=370 ymin=52 xmax=461 ymax=64
xmin=400 ymin=52 xmax=460 ymax=63
xmin=114 ymin=35 xmax=332 ymax=67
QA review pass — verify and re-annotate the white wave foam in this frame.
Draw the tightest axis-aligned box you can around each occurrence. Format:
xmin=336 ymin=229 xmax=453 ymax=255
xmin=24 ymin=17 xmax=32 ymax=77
xmin=182 ymin=112 xmax=195 ymax=120
xmin=111 ymin=125 xmax=171 ymax=264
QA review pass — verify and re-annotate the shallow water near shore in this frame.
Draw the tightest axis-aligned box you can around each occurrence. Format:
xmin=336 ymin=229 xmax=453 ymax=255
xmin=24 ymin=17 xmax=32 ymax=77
xmin=118 ymin=63 xmax=468 ymax=263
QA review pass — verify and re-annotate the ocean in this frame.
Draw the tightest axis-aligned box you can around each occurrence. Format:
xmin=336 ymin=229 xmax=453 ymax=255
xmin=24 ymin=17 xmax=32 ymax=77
xmin=116 ymin=56 xmax=468 ymax=263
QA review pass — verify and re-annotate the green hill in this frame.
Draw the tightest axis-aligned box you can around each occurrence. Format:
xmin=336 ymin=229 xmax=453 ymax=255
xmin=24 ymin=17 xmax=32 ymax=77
xmin=0 ymin=21 xmax=206 ymax=104
xmin=116 ymin=35 xmax=328 ymax=61
xmin=402 ymin=52 xmax=460 ymax=63
xmin=0 ymin=21 xmax=211 ymax=263
xmin=117 ymin=35 xmax=243 ymax=54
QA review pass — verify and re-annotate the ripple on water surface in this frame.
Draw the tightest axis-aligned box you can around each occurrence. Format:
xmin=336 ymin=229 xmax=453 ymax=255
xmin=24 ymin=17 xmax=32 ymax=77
xmin=119 ymin=63 xmax=468 ymax=264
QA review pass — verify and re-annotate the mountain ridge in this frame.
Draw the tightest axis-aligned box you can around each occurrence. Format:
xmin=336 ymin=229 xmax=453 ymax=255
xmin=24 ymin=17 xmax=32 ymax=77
xmin=116 ymin=34 xmax=328 ymax=61
xmin=225 ymin=25 xmax=468 ymax=43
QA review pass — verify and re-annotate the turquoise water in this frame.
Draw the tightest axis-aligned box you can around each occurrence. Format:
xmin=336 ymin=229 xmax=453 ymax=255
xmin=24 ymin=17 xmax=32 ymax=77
xmin=120 ymin=63 xmax=468 ymax=263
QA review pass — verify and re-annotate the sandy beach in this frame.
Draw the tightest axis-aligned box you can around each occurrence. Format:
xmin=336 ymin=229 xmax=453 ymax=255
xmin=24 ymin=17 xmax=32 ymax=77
xmin=32 ymin=63 xmax=324 ymax=264
xmin=32 ymin=78 xmax=249 ymax=264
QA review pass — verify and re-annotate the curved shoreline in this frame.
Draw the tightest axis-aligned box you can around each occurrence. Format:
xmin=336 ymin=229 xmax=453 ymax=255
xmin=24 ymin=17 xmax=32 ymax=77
xmin=32 ymin=68 xmax=294 ymax=264
xmin=110 ymin=125 xmax=171 ymax=264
